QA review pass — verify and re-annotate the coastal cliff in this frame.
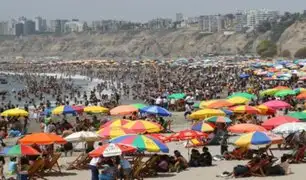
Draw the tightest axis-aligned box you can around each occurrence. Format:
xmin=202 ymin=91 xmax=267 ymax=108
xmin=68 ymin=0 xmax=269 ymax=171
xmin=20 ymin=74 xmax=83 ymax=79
xmin=0 ymin=21 xmax=306 ymax=58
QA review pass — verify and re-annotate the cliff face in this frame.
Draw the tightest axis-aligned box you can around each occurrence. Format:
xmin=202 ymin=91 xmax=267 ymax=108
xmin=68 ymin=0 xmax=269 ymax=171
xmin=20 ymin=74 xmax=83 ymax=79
xmin=277 ymin=20 xmax=306 ymax=55
xmin=0 ymin=22 xmax=304 ymax=58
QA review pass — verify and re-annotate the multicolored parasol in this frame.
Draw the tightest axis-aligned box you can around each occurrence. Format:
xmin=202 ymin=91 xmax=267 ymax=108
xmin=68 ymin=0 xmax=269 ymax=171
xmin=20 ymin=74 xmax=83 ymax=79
xmin=0 ymin=144 xmax=41 ymax=156
xmin=110 ymin=134 xmax=169 ymax=153
xmin=191 ymin=121 xmax=216 ymax=132
xmin=205 ymin=116 xmax=232 ymax=123
xmin=229 ymin=105 xmax=261 ymax=114
xmin=123 ymin=120 xmax=163 ymax=133
xmin=97 ymin=127 xmax=135 ymax=139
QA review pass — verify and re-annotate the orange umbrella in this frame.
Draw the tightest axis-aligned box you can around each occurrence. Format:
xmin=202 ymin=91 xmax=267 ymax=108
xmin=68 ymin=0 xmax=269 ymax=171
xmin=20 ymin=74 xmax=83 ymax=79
xmin=297 ymin=92 xmax=306 ymax=100
xmin=110 ymin=105 xmax=138 ymax=115
xmin=227 ymin=123 xmax=267 ymax=133
xmin=274 ymin=86 xmax=290 ymax=90
xmin=19 ymin=133 xmax=67 ymax=145
xmin=202 ymin=100 xmax=233 ymax=109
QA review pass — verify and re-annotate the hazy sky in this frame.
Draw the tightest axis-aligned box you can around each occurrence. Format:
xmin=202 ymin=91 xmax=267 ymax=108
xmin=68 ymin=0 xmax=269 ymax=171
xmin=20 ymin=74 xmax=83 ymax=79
xmin=0 ymin=0 xmax=304 ymax=22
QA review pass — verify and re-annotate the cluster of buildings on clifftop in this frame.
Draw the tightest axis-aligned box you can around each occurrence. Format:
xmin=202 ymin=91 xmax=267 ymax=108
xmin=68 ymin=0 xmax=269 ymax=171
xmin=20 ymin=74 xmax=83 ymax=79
xmin=0 ymin=9 xmax=287 ymax=36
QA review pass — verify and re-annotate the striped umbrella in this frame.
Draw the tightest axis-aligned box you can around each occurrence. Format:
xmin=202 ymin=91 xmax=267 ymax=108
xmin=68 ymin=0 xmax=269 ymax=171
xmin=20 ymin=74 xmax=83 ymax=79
xmin=229 ymin=105 xmax=261 ymax=114
xmin=89 ymin=143 xmax=137 ymax=157
xmin=97 ymin=127 xmax=134 ymax=139
xmin=123 ymin=120 xmax=163 ymax=133
xmin=52 ymin=105 xmax=77 ymax=115
xmin=0 ymin=144 xmax=40 ymax=156
xmin=234 ymin=131 xmax=272 ymax=147
xmin=205 ymin=116 xmax=232 ymax=123
xmin=110 ymin=134 xmax=169 ymax=153
xmin=100 ymin=119 xmax=132 ymax=129
xmin=191 ymin=122 xmax=215 ymax=132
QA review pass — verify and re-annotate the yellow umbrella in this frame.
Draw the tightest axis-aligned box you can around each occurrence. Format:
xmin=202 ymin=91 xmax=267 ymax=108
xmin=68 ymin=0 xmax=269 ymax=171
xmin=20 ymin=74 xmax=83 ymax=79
xmin=84 ymin=106 xmax=109 ymax=114
xmin=227 ymin=97 xmax=250 ymax=105
xmin=1 ymin=108 xmax=29 ymax=117
xmin=189 ymin=109 xmax=226 ymax=120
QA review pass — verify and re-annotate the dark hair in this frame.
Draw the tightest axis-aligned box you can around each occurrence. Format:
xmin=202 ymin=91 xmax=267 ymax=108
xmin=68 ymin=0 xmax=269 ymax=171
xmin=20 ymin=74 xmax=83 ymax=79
xmin=281 ymin=155 xmax=288 ymax=163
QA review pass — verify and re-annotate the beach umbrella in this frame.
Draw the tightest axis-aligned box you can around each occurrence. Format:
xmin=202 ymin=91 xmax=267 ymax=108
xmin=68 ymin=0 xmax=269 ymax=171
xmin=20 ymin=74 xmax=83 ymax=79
xmin=191 ymin=121 xmax=215 ymax=132
xmin=64 ymin=131 xmax=100 ymax=142
xmin=239 ymin=73 xmax=249 ymax=78
xmin=287 ymin=112 xmax=306 ymax=120
xmin=228 ymin=124 xmax=267 ymax=133
xmin=261 ymin=116 xmax=300 ymax=130
xmin=147 ymin=134 xmax=169 ymax=143
xmin=222 ymin=109 xmax=233 ymax=116
xmin=52 ymin=105 xmax=77 ymax=115
xmin=168 ymin=93 xmax=186 ymax=100
xmin=130 ymin=103 xmax=148 ymax=109
xmin=0 ymin=144 xmax=40 ymax=157
xmin=200 ymin=100 xmax=233 ymax=109
xmin=234 ymin=131 xmax=272 ymax=147
xmin=205 ymin=116 xmax=232 ymax=123
xmin=274 ymin=86 xmax=290 ymax=90
xmin=259 ymin=89 xmax=280 ymax=96
xmin=97 ymin=127 xmax=135 ymax=139
xmin=256 ymin=105 xmax=276 ymax=115
xmin=227 ymin=97 xmax=250 ymax=105
xmin=189 ymin=109 xmax=226 ymax=120
xmin=43 ymin=107 xmax=54 ymax=116
xmin=123 ymin=120 xmax=163 ymax=133
xmin=139 ymin=105 xmax=171 ymax=116
xmin=272 ymin=122 xmax=306 ymax=134
xmin=274 ymin=89 xmax=297 ymax=97
xmin=100 ymin=119 xmax=131 ymax=129
xmin=294 ymin=88 xmax=306 ymax=94
xmin=110 ymin=134 xmax=169 ymax=153
xmin=297 ymin=92 xmax=306 ymax=99
xmin=110 ymin=105 xmax=138 ymax=115
xmin=193 ymin=102 xmax=200 ymax=109
xmin=184 ymin=138 xmax=205 ymax=148
xmin=89 ymin=143 xmax=137 ymax=157
xmin=228 ymin=92 xmax=256 ymax=100
xmin=167 ymin=129 xmax=208 ymax=141
xmin=84 ymin=106 xmax=109 ymax=114
xmin=19 ymin=133 xmax=67 ymax=145
xmin=229 ymin=105 xmax=261 ymax=114
xmin=0 ymin=108 xmax=28 ymax=117
xmin=263 ymin=100 xmax=291 ymax=109
xmin=71 ymin=105 xmax=85 ymax=114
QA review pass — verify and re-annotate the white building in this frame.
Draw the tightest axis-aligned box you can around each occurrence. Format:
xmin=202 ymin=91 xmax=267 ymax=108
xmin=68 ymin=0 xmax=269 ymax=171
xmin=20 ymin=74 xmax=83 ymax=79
xmin=199 ymin=15 xmax=223 ymax=33
xmin=0 ymin=20 xmax=16 ymax=35
xmin=235 ymin=13 xmax=247 ymax=32
xmin=176 ymin=13 xmax=183 ymax=22
xmin=35 ymin=17 xmax=42 ymax=32
xmin=246 ymin=9 xmax=279 ymax=28
xmin=64 ymin=21 xmax=84 ymax=33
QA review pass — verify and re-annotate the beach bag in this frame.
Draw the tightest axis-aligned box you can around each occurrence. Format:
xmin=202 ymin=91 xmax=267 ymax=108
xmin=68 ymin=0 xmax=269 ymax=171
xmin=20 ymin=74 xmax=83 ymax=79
xmin=233 ymin=165 xmax=249 ymax=176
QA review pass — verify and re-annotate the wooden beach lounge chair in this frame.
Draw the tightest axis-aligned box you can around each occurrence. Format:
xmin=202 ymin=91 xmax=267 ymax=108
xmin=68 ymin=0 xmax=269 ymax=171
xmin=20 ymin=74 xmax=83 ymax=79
xmin=66 ymin=152 xmax=91 ymax=170
xmin=141 ymin=155 xmax=160 ymax=177
xmin=28 ymin=158 xmax=46 ymax=180
xmin=131 ymin=156 xmax=144 ymax=180
xmin=44 ymin=153 xmax=62 ymax=173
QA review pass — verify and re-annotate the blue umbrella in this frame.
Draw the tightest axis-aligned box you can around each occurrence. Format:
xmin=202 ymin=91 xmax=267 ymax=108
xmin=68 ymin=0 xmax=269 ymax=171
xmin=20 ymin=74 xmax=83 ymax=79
xmin=43 ymin=107 xmax=54 ymax=116
xmin=239 ymin=73 xmax=249 ymax=78
xmin=222 ymin=109 xmax=233 ymax=116
xmin=140 ymin=106 xmax=171 ymax=117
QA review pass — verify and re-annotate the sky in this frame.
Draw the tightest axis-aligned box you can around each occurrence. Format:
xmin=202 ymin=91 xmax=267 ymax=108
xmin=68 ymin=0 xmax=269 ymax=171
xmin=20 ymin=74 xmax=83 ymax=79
xmin=0 ymin=0 xmax=304 ymax=22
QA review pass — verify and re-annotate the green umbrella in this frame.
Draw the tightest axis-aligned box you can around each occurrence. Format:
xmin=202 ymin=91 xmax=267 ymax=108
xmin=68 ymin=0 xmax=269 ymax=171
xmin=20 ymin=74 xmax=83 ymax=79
xmin=168 ymin=93 xmax=186 ymax=100
xmin=227 ymin=92 xmax=256 ymax=100
xmin=274 ymin=89 xmax=296 ymax=97
xmin=130 ymin=103 xmax=147 ymax=109
xmin=287 ymin=112 xmax=306 ymax=120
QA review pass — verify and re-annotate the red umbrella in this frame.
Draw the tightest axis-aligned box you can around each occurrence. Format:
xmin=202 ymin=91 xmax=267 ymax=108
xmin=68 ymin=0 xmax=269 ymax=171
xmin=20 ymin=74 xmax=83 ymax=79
xmin=261 ymin=116 xmax=300 ymax=130
xmin=147 ymin=134 xmax=169 ymax=143
xmin=89 ymin=143 xmax=137 ymax=157
xmin=167 ymin=130 xmax=208 ymax=141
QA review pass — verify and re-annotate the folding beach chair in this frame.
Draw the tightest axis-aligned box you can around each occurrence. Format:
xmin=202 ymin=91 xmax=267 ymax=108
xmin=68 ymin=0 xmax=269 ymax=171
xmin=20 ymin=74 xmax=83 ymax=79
xmin=28 ymin=158 xmax=46 ymax=180
xmin=66 ymin=152 xmax=91 ymax=170
xmin=44 ymin=153 xmax=62 ymax=173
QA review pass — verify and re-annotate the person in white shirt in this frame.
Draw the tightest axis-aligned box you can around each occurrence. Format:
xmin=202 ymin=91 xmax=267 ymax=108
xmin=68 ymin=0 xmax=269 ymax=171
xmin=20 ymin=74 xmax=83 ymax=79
xmin=89 ymin=157 xmax=100 ymax=180
xmin=155 ymin=96 xmax=162 ymax=106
